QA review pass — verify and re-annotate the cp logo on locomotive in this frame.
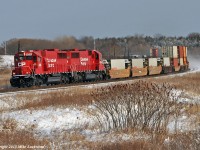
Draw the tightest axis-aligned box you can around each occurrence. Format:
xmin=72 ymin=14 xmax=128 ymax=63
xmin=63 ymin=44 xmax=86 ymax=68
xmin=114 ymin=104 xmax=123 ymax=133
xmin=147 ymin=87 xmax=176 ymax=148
xmin=18 ymin=62 xmax=26 ymax=66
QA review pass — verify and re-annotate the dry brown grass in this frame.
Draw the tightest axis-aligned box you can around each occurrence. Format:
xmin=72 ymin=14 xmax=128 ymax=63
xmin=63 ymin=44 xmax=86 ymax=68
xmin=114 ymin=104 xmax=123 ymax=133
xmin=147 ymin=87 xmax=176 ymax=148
xmin=184 ymin=104 xmax=200 ymax=115
xmin=152 ymin=72 xmax=200 ymax=95
xmin=96 ymin=140 xmax=162 ymax=150
xmin=19 ymin=88 xmax=93 ymax=110
xmin=0 ymin=68 xmax=11 ymax=88
xmin=0 ymin=131 xmax=50 ymax=149
xmin=0 ymin=118 xmax=50 ymax=149
xmin=1 ymin=72 xmax=199 ymax=149
xmin=0 ymin=68 xmax=11 ymax=75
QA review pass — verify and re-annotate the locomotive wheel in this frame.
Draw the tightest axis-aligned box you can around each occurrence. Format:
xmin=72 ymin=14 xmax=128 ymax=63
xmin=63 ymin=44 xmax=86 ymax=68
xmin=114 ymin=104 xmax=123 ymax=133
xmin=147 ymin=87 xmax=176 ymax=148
xmin=78 ymin=74 xmax=83 ymax=82
xmin=97 ymin=73 xmax=103 ymax=81
xmin=35 ymin=79 xmax=42 ymax=86
xmin=19 ymin=79 xmax=26 ymax=88
xmin=26 ymin=81 xmax=32 ymax=87
xmin=63 ymin=76 xmax=69 ymax=84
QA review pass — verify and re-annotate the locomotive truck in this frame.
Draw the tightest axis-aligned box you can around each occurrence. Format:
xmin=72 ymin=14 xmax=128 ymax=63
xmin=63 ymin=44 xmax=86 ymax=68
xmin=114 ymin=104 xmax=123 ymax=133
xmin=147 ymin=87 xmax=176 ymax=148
xmin=10 ymin=46 xmax=189 ymax=87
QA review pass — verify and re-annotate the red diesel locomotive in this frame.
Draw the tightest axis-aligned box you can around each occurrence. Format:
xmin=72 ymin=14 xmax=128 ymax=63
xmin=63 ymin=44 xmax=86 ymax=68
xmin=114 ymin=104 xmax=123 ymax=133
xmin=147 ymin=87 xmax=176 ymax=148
xmin=10 ymin=48 xmax=106 ymax=87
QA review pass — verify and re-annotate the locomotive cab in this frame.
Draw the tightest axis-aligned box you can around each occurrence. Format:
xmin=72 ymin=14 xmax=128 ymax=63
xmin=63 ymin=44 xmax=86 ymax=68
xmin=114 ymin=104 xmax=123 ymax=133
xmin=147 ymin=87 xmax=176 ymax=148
xmin=13 ymin=52 xmax=31 ymax=76
xmin=12 ymin=51 xmax=41 ymax=76
xmin=10 ymin=51 xmax=43 ymax=87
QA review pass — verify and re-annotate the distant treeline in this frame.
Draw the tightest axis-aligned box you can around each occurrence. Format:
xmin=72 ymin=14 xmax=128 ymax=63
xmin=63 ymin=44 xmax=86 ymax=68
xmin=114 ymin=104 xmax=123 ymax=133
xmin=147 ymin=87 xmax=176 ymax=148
xmin=0 ymin=33 xmax=200 ymax=58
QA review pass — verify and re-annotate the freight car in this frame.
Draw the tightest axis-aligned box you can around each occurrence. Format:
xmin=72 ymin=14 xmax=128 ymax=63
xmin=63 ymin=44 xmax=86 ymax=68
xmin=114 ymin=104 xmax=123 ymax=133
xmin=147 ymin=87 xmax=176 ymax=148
xmin=107 ymin=46 xmax=189 ymax=79
xmin=10 ymin=46 xmax=189 ymax=87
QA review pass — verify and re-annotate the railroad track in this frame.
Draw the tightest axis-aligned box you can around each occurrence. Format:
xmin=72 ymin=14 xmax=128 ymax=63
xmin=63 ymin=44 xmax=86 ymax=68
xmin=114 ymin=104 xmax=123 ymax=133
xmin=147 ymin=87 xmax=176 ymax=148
xmin=0 ymin=69 xmax=193 ymax=95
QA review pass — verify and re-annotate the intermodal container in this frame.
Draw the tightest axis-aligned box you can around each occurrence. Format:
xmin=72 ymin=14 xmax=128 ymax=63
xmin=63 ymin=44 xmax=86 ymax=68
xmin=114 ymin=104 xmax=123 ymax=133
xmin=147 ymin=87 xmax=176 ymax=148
xmin=158 ymin=47 xmax=168 ymax=57
xmin=111 ymin=59 xmax=125 ymax=69
xmin=148 ymin=58 xmax=157 ymax=67
xmin=180 ymin=58 xmax=184 ymax=66
xmin=152 ymin=48 xmax=158 ymax=57
xmin=183 ymin=46 xmax=188 ymax=57
xmin=183 ymin=57 xmax=187 ymax=65
xmin=173 ymin=58 xmax=179 ymax=67
xmin=132 ymin=59 xmax=144 ymax=68
xmin=167 ymin=46 xmax=173 ymax=58
xmin=172 ymin=46 xmax=178 ymax=58
xmin=158 ymin=48 xmax=163 ymax=57
xmin=147 ymin=49 xmax=153 ymax=57
xmin=163 ymin=57 xmax=170 ymax=66
xmin=178 ymin=46 xmax=184 ymax=58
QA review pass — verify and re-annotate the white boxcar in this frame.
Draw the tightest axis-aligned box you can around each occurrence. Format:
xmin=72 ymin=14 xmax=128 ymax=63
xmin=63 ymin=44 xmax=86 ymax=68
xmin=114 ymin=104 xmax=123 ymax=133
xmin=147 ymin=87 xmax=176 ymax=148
xmin=111 ymin=59 xmax=125 ymax=69
xmin=132 ymin=59 xmax=144 ymax=68
xmin=163 ymin=57 xmax=170 ymax=66
xmin=172 ymin=46 xmax=178 ymax=58
xmin=148 ymin=58 xmax=157 ymax=67
xmin=180 ymin=58 xmax=184 ymax=66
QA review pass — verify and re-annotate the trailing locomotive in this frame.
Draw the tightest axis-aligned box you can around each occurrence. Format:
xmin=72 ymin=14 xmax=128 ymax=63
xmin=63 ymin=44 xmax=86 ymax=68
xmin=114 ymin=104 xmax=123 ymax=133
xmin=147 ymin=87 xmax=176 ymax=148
xmin=10 ymin=46 xmax=189 ymax=87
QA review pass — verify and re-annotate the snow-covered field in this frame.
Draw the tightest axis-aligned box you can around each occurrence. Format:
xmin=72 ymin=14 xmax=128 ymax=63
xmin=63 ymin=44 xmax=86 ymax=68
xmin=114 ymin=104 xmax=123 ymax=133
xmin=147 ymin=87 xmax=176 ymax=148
xmin=0 ymin=83 xmax=199 ymax=145
xmin=0 ymin=55 xmax=200 ymax=147
xmin=0 ymin=55 xmax=13 ymax=68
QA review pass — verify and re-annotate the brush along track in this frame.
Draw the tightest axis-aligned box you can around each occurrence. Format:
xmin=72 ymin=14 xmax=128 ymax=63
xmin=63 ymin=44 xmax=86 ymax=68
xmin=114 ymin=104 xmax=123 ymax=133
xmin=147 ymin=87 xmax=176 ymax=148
xmin=0 ymin=70 xmax=190 ymax=95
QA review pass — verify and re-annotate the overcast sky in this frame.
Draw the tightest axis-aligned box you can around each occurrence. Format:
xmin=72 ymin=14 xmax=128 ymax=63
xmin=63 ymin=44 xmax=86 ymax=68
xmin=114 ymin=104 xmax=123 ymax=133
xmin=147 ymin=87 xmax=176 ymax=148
xmin=0 ymin=0 xmax=199 ymax=44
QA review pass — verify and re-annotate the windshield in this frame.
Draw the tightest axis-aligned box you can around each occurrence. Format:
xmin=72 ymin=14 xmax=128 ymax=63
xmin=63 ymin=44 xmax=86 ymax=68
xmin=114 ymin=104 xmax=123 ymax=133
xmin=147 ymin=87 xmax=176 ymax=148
xmin=26 ymin=56 xmax=32 ymax=60
xmin=19 ymin=56 xmax=25 ymax=61
xmin=15 ymin=56 xmax=33 ymax=61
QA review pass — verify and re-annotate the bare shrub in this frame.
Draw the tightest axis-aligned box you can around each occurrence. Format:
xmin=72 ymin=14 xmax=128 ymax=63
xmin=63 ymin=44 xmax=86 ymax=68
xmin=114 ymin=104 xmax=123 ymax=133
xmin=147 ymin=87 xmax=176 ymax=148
xmin=91 ymin=80 xmax=181 ymax=134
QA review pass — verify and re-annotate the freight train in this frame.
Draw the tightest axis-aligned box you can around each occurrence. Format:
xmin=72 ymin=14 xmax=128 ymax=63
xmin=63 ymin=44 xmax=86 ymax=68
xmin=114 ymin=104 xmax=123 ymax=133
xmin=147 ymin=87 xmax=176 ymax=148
xmin=10 ymin=46 xmax=189 ymax=87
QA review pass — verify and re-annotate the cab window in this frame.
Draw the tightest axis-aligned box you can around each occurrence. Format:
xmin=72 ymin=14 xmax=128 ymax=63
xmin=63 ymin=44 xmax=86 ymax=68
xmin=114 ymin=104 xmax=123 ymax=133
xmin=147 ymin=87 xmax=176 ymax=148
xmin=96 ymin=54 xmax=99 ymax=59
xmin=19 ymin=56 xmax=25 ymax=60
xmin=26 ymin=56 xmax=32 ymax=60
xmin=71 ymin=53 xmax=79 ymax=58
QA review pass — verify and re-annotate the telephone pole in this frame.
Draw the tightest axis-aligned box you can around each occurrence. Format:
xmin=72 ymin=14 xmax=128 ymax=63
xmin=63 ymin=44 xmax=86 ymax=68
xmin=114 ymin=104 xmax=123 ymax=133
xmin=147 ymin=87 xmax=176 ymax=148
xmin=4 ymin=41 xmax=7 ymax=55
xmin=93 ymin=38 xmax=96 ymax=50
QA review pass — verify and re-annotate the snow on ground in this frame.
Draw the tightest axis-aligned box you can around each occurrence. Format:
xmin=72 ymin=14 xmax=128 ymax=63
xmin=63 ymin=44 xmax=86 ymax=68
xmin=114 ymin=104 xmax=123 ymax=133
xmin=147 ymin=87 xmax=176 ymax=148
xmin=188 ymin=56 xmax=200 ymax=72
xmin=0 ymin=89 xmax=199 ymax=142
xmin=167 ymin=115 xmax=197 ymax=133
xmin=0 ymin=105 xmax=150 ymax=143
xmin=178 ymin=94 xmax=200 ymax=104
xmin=1 ymin=106 xmax=95 ymax=137
xmin=0 ymin=55 xmax=200 ymax=143
xmin=0 ymin=55 xmax=14 ymax=68
xmin=0 ymin=69 xmax=199 ymax=142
